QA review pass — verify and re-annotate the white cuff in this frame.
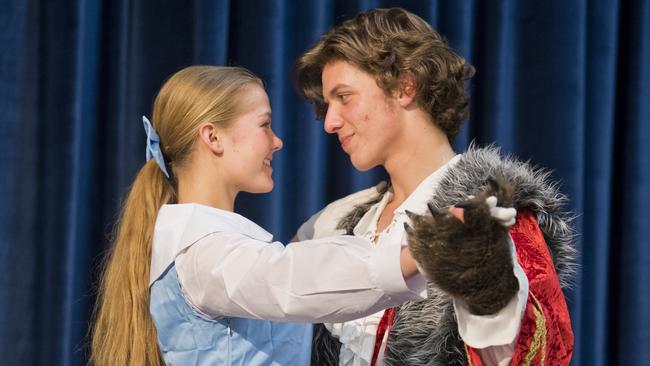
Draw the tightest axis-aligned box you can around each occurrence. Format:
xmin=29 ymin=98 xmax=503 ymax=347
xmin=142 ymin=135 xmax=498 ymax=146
xmin=453 ymin=235 xmax=529 ymax=348
xmin=369 ymin=241 xmax=426 ymax=304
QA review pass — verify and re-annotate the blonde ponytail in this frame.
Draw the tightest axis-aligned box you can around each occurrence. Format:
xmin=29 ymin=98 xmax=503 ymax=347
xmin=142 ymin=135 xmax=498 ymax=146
xmin=90 ymin=161 xmax=172 ymax=365
xmin=90 ymin=65 xmax=262 ymax=365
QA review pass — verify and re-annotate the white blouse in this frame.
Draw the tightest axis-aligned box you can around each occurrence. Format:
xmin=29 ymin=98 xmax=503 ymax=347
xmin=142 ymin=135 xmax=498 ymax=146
xmin=149 ymin=203 xmax=427 ymax=323
xmin=297 ymin=155 xmax=528 ymax=366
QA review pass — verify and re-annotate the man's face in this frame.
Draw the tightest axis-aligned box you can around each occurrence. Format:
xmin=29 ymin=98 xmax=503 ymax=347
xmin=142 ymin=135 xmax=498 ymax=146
xmin=321 ymin=60 xmax=403 ymax=171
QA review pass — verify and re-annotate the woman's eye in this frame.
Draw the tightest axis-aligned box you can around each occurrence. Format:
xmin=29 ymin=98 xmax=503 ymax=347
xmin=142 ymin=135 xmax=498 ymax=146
xmin=261 ymin=121 xmax=271 ymax=128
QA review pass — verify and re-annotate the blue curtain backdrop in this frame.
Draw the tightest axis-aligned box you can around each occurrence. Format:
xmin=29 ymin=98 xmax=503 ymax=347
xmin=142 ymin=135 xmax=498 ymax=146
xmin=1 ymin=0 xmax=648 ymax=365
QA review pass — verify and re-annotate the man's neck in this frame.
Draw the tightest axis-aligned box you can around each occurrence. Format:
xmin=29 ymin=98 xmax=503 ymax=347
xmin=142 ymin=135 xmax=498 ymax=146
xmin=383 ymin=119 xmax=455 ymax=204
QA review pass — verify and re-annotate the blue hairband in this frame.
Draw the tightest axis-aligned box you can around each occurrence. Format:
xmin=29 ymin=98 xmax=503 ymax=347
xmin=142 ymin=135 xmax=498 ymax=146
xmin=142 ymin=116 xmax=170 ymax=178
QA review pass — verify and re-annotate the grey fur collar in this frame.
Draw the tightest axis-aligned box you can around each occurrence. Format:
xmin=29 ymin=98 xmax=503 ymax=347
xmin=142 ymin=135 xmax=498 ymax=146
xmin=431 ymin=144 xmax=577 ymax=287
xmin=314 ymin=145 xmax=577 ymax=366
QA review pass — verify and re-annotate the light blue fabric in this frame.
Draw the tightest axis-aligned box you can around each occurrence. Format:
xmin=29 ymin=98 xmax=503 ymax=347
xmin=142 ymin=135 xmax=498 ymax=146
xmin=143 ymin=115 xmax=170 ymax=178
xmin=150 ymin=264 xmax=312 ymax=365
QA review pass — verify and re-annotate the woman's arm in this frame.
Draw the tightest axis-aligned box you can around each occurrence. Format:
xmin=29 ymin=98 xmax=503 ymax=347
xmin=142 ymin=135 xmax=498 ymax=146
xmin=175 ymin=232 xmax=425 ymax=323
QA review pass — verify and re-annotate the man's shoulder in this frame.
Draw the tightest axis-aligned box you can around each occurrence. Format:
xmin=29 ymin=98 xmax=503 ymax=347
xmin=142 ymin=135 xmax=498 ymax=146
xmin=322 ymin=181 xmax=387 ymax=215
xmin=300 ymin=182 xmax=386 ymax=239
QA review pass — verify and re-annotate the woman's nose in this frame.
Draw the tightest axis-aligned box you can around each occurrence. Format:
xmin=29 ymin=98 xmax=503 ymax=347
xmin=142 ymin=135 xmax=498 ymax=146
xmin=273 ymin=133 xmax=283 ymax=151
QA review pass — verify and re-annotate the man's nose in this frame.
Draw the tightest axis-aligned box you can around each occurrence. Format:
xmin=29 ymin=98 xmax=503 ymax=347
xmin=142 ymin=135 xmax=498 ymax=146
xmin=323 ymin=108 xmax=343 ymax=134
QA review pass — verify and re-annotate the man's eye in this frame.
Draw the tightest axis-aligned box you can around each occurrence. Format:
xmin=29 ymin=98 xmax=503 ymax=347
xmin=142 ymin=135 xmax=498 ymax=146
xmin=337 ymin=94 xmax=349 ymax=102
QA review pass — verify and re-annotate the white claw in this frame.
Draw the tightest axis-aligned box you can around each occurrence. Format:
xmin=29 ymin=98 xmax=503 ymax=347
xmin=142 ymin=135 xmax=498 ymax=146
xmin=485 ymin=196 xmax=498 ymax=208
xmin=486 ymin=196 xmax=517 ymax=228
xmin=491 ymin=207 xmax=517 ymax=227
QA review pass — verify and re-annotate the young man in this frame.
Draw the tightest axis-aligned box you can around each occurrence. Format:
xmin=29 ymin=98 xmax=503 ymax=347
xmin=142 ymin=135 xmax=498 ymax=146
xmin=294 ymin=8 xmax=575 ymax=366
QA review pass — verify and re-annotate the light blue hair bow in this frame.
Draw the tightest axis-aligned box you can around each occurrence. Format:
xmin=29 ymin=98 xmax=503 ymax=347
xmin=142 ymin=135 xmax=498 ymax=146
xmin=142 ymin=116 xmax=170 ymax=178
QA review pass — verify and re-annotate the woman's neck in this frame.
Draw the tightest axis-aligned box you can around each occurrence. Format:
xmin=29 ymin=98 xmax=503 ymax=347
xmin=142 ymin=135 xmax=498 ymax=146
xmin=176 ymin=164 xmax=237 ymax=211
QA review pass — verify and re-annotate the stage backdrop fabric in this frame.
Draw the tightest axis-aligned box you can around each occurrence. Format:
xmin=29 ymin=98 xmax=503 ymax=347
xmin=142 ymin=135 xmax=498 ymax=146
xmin=0 ymin=0 xmax=649 ymax=365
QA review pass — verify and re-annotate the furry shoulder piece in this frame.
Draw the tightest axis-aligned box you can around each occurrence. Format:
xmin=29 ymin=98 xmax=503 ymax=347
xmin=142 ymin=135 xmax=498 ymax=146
xmin=384 ymin=144 xmax=578 ymax=365
xmin=430 ymin=144 xmax=578 ymax=287
xmin=312 ymin=144 xmax=578 ymax=366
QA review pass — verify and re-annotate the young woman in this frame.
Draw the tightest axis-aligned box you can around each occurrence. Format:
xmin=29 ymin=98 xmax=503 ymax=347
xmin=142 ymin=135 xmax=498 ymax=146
xmin=89 ymin=66 xmax=428 ymax=366
xmin=294 ymin=7 xmax=576 ymax=366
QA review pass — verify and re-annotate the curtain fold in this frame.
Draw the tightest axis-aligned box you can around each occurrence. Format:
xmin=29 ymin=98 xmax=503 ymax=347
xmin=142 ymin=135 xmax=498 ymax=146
xmin=0 ymin=1 xmax=648 ymax=365
xmin=611 ymin=1 xmax=650 ymax=363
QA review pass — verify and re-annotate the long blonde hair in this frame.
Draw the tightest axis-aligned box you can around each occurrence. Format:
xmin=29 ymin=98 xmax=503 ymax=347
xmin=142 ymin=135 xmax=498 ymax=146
xmin=89 ymin=66 xmax=262 ymax=365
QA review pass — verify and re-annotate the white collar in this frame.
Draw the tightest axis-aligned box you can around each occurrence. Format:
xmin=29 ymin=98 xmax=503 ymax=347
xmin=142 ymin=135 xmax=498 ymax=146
xmin=353 ymin=154 xmax=462 ymax=238
xmin=149 ymin=203 xmax=273 ymax=285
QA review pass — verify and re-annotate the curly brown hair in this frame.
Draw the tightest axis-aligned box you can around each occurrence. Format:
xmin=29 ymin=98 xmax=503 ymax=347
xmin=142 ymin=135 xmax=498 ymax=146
xmin=294 ymin=7 xmax=475 ymax=142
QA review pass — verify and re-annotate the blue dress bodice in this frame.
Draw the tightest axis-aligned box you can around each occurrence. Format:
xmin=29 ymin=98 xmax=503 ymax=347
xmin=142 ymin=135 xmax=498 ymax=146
xmin=150 ymin=264 xmax=312 ymax=365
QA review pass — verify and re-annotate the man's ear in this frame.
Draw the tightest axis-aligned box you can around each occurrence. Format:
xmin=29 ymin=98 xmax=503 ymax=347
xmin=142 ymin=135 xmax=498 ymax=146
xmin=396 ymin=72 xmax=416 ymax=107
xmin=198 ymin=122 xmax=224 ymax=154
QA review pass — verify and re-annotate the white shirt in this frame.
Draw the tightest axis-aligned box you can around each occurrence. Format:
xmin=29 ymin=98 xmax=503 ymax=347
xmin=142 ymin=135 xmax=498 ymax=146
xmin=149 ymin=203 xmax=427 ymax=323
xmin=297 ymin=155 xmax=528 ymax=366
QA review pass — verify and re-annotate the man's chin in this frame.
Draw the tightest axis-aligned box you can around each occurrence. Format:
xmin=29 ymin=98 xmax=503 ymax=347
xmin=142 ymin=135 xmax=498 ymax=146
xmin=350 ymin=157 xmax=377 ymax=172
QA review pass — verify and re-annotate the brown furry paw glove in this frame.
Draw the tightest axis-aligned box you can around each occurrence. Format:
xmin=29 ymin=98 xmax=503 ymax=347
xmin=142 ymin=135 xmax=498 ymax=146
xmin=406 ymin=177 xmax=519 ymax=315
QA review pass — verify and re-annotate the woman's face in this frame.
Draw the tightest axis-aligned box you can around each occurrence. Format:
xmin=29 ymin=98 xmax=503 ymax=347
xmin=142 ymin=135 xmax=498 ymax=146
xmin=220 ymin=84 xmax=283 ymax=194
xmin=321 ymin=60 xmax=403 ymax=171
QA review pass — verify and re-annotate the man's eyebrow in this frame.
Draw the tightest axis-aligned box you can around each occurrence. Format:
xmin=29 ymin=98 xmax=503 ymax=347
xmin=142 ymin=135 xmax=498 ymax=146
xmin=323 ymin=84 xmax=349 ymax=101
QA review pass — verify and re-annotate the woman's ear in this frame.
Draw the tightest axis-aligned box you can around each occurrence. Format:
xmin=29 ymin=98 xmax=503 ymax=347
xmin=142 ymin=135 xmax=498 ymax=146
xmin=198 ymin=122 xmax=224 ymax=154
xmin=396 ymin=72 xmax=416 ymax=107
